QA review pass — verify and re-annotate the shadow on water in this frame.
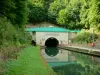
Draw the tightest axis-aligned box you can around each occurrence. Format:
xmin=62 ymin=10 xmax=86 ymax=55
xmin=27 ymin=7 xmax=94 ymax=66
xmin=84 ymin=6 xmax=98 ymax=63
xmin=45 ymin=47 xmax=59 ymax=57
xmin=42 ymin=47 xmax=100 ymax=75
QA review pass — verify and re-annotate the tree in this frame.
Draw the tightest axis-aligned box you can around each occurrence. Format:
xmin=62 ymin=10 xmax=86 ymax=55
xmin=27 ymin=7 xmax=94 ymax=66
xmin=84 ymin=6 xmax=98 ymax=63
xmin=0 ymin=0 xmax=28 ymax=28
xmin=27 ymin=0 xmax=100 ymax=30
xmin=87 ymin=0 xmax=100 ymax=29
xmin=29 ymin=6 xmax=46 ymax=22
xmin=28 ymin=0 xmax=48 ymax=23
xmin=48 ymin=0 xmax=66 ymax=23
xmin=57 ymin=0 xmax=82 ymax=29
xmin=80 ymin=0 xmax=100 ymax=30
xmin=79 ymin=0 xmax=90 ymax=29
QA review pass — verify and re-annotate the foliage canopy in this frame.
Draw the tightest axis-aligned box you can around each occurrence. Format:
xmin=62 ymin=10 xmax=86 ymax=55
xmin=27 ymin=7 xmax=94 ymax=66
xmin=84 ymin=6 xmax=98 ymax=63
xmin=28 ymin=0 xmax=100 ymax=30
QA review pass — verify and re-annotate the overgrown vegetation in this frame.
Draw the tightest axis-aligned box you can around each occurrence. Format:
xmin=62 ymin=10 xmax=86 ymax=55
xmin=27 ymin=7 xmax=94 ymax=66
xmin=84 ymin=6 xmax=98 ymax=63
xmin=72 ymin=30 xmax=98 ymax=44
xmin=0 ymin=17 xmax=30 ymax=61
xmin=0 ymin=0 xmax=30 ymax=73
xmin=0 ymin=0 xmax=31 ymax=55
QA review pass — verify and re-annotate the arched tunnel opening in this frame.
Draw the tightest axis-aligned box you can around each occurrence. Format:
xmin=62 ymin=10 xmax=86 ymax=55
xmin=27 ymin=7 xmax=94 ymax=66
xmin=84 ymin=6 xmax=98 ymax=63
xmin=45 ymin=37 xmax=59 ymax=47
xmin=45 ymin=37 xmax=59 ymax=57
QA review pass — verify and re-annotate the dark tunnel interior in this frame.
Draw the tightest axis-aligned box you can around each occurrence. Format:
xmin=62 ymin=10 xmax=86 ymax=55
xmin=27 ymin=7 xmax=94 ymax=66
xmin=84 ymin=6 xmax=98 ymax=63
xmin=45 ymin=37 xmax=59 ymax=47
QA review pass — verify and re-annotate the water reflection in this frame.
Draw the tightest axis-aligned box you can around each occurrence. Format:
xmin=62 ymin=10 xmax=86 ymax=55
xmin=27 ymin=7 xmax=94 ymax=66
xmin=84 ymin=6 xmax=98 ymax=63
xmin=45 ymin=47 xmax=59 ymax=57
xmin=41 ymin=47 xmax=100 ymax=75
xmin=52 ymin=52 xmax=100 ymax=75
xmin=42 ymin=47 xmax=74 ymax=66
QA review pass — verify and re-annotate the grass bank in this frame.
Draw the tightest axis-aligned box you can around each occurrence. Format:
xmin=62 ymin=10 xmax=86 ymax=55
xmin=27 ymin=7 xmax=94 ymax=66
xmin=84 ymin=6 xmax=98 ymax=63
xmin=5 ymin=46 xmax=56 ymax=75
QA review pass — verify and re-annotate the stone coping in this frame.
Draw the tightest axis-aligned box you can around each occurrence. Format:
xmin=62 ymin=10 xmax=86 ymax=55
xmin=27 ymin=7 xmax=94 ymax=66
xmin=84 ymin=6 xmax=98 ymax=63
xmin=59 ymin=46 xmax=100 ymax=57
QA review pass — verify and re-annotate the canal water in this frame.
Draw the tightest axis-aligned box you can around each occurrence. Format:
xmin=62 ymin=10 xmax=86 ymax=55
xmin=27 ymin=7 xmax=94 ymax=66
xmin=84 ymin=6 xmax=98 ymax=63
xmin=41 ymin=47 xmax=100 ymax=75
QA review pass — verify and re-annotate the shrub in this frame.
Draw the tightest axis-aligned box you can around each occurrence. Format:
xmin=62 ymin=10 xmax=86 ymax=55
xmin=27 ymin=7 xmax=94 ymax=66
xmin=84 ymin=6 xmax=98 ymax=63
xmin=0 ymin=17 xmax=31 ymax=60
xmin=0 ymin=17 xmax=31 ymax=47
xmin=0 ymin=17 xmax=17 ymax=47
xmin=72 ymin=30 xmax=98 ymax=44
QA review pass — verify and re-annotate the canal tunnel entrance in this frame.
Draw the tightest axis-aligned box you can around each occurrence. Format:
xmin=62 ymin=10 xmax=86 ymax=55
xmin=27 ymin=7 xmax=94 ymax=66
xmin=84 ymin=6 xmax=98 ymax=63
xmin=45 ymin=37 xmax=59 ymax=47
xmin=45 ymin=37 xmax=59 ymax=57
